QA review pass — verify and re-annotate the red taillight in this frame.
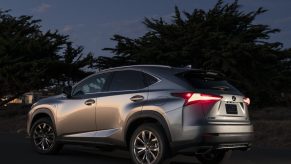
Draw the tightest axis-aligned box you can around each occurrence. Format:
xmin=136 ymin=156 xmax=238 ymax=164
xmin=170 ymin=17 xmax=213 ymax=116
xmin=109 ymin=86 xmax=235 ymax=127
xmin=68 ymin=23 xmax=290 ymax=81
xmin=243 ymin=97 xmax=250 ymax=106
xmin=171 ymin=92 xmax=193 ymax=99
xmin=172 ymin=92 xmax=222 ymax=106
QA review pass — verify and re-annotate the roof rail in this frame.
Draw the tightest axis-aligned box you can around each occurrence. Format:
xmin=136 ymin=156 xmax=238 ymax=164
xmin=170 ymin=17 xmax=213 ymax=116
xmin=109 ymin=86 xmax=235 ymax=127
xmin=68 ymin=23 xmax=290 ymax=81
xmin=100 ymin=65 xmax=171 ymax=72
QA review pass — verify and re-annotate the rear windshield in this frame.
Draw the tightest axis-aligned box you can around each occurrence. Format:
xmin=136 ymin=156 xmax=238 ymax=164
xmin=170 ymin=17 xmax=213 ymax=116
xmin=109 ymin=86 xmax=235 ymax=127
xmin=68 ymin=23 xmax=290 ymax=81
xmin=176 ymin=71 xmax=238 ymax=92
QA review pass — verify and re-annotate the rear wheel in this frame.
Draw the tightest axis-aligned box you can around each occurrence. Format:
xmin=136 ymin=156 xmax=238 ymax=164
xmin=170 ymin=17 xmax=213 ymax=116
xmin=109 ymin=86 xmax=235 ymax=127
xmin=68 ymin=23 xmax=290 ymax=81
xmin=30 ymin=117 xmax=62 ymax=154
xmin=195 ymin=150 xmax=232 ymax=164
xmin=129 ymin=123 xmax=169 ymax=164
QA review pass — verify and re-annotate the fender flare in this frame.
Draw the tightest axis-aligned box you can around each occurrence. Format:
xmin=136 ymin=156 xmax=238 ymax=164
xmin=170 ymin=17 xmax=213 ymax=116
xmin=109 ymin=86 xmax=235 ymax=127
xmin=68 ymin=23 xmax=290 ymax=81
xmin=124 ymin=110 xmax=172 ymax=144
xmin=29 ymin=108 xmax=56 ymax=134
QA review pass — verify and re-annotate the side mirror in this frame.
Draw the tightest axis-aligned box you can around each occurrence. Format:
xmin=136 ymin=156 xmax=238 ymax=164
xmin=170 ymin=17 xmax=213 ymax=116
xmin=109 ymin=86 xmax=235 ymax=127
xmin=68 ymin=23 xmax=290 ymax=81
xmin=63 ymin=86 xmax=72 ymax=98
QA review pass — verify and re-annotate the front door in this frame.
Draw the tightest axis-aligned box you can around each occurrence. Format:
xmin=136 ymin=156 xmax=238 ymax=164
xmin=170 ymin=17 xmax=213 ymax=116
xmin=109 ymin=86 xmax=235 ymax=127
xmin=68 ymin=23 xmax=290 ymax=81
xmin=57 ymin=73 xmax=110 ymax=136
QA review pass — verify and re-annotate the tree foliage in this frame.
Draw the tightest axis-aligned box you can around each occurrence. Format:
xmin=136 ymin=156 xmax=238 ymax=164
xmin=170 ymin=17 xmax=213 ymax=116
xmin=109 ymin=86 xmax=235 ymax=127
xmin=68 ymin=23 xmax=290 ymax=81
xmin=0 ymin=10 xmax=94 ymax=106
xmin=99 ymin=0 xmax=291 ymax=106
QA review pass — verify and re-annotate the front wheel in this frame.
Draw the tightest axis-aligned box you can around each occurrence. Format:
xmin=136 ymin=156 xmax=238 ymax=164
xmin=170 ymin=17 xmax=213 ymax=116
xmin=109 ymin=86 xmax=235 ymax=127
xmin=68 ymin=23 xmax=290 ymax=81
xmin=30 ymin=118 xmax=62 ymax=154
xmin=195 ymin=150 xmax=232 ymax=164
xmin=129 ymin=123 xmax=169 ymax=164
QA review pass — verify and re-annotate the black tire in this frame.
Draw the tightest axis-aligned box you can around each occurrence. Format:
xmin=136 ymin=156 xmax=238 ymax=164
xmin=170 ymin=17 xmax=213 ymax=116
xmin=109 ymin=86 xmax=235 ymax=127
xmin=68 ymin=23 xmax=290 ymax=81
xmin=195 ymin=150 xmax=232 ymax=164
xmin=129 ymin=123 xmax=169 ymax=164
xmin=30 ymin=117 xmax=62 ymax=154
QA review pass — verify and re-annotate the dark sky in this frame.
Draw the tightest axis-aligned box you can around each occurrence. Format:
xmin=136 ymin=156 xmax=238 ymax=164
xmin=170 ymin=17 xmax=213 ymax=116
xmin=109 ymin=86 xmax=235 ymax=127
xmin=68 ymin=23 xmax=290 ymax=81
xmin=1 ymin=0 xmax=291 ymax=56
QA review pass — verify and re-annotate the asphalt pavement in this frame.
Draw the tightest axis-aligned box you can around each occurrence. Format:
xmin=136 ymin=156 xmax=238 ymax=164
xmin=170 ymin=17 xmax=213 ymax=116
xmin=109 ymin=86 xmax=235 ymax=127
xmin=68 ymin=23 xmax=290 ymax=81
xmin=0 ymin=133 xmax=290 ymax=164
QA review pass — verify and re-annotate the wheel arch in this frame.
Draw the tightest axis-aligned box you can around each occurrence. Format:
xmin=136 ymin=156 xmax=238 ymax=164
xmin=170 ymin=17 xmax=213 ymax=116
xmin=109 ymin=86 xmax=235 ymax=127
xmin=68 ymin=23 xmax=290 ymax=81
xmin=124 ymin=111 xmax=172 ymax=147
xmin=28 ymin=108 xmax=55 ymax=135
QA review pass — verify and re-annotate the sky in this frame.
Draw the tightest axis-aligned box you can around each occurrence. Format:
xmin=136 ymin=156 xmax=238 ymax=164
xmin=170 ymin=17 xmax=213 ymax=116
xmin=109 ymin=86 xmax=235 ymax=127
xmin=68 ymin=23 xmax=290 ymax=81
xmin=1 ymin=0 xmax=291 ymax=57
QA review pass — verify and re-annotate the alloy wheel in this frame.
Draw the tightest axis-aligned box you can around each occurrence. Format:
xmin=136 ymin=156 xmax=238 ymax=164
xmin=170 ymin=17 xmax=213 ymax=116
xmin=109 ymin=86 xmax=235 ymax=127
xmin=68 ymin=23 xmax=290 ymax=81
xmin=33 ymin=123 xmax=55 ymax=151
xmin=133 ymin=130 xmax=160 ymax=164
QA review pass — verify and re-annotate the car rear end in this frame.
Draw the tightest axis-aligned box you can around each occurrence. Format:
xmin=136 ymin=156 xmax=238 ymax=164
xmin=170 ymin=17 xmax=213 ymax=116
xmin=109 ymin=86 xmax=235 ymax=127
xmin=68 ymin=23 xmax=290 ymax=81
xmin=170 ymin=69 xmax=253 ymax=153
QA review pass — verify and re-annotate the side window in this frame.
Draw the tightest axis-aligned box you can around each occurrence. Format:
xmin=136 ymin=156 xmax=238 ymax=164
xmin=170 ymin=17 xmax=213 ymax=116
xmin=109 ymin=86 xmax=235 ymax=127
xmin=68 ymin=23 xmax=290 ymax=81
xmin=72 ymin=73 xmax=109 ymax=96
xmin=108 ymin=70 xmax=145 ymax=91
xmin=142 ymin=72 xmax=159 ymax=87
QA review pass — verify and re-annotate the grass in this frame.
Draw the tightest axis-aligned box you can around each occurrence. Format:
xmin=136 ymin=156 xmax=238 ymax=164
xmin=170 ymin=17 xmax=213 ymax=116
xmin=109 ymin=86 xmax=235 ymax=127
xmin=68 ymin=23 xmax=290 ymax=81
xmin=250 ymin=107 xmax=291 ymax=148
xmin=0 ymin=104 xmax=29 ymax=133
xmin=0 ymin=104 xmax=290 ymax=148
xmin=253 ymin=120 xmax=291 ymax=148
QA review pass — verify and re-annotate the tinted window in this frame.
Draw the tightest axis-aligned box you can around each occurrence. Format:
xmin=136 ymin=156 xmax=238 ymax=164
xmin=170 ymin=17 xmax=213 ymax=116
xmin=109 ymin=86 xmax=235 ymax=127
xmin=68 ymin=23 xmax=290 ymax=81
xmin=143 ymin=73 xmax=158 ymax=87
xmin=108 ymin=70 xmax=145 ymax=91
xmin=72 ymin=73 xmax=109 ymax=96
xmin=176 ymin=71 xmax=238 ymax=92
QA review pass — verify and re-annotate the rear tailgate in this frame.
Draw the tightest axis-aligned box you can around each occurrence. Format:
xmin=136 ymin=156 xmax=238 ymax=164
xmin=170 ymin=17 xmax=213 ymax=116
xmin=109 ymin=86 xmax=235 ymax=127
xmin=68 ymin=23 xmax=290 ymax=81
xmin=206 ymin=94 xmax=250 ymax=123
xmin=176 ymin=70 xmax=250 ymax=123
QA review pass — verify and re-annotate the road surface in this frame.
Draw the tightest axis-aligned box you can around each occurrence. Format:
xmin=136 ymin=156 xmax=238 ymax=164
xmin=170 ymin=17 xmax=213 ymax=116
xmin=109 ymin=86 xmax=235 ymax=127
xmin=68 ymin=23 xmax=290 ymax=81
xmin=0 ymin=133 xmax=290 ymax=164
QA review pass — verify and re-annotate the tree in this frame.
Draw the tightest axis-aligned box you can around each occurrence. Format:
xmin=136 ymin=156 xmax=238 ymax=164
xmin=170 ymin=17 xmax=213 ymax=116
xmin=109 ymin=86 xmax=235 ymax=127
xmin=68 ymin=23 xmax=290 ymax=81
xmin=0 ymin=10 xmax=93 ymax=106
xmin=99 ymin=0 xmax=291 ymax=106
xmin=47 ymin=42 xmax=94 ymax=86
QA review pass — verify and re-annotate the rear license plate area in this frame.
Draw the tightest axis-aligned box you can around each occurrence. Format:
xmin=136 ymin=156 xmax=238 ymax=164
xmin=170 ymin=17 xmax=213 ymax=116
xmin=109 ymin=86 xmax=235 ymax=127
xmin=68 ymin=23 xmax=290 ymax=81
xmin=225 ymin=104 xmax=238 ymax=114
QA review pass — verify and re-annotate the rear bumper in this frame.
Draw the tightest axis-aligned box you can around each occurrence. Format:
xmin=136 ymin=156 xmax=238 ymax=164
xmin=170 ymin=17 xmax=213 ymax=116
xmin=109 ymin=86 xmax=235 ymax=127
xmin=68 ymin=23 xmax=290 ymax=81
xmin=200 ymin=124 xmax=254 ymax=143
xmin=201 ymin=132 xmax=253 ymax=144
xmin=171 ymin=124 xmax=254 ymax=153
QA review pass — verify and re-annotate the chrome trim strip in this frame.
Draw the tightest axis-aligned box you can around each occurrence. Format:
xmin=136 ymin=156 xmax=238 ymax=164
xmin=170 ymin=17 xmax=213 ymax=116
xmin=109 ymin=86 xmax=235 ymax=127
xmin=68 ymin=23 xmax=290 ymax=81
xmin=63 ymin=128 xmax=119 ymax=138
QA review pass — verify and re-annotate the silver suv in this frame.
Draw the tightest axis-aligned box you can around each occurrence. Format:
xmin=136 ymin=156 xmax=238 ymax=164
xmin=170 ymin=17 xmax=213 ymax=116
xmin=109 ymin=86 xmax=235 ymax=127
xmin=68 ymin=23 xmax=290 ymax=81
xmin=27 ymin=65 xmax=253 ymax=164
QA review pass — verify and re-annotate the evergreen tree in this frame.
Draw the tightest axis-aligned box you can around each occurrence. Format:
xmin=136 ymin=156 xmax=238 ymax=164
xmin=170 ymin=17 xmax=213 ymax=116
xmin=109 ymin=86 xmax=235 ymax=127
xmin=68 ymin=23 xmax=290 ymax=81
xmin=0 ymin=10 xmax=94 ymax=106
xmin=100 ymin=0 xmax=291 ymax=106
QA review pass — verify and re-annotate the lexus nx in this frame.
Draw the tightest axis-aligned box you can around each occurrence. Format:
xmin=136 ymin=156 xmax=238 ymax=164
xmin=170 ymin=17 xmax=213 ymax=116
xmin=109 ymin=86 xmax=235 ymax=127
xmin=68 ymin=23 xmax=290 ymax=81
xmin=27 ymin=65 xmax=253 ymax=164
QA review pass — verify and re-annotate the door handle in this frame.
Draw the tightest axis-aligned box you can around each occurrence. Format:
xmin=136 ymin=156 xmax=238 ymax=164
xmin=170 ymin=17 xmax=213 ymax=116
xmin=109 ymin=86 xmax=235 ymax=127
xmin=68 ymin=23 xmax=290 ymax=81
xmin=84 ymin=99 xmax=95 ymax=106
xmin=130 ymin=95 xmax=144 ymax=102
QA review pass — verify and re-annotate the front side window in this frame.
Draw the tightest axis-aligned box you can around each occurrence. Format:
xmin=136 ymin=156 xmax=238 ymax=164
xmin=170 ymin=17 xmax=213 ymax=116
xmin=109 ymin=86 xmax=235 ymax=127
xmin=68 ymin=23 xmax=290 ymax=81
xmin=72 ymin=73 xmax=109 ymax=96
xmin=108 ymin=70 xmax=145 ymax=91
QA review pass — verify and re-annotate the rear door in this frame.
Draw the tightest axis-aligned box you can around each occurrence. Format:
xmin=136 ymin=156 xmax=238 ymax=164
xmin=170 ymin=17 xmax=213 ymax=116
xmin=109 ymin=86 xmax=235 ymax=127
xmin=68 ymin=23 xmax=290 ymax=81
xmin=95 ymin=70 xmax=148 ymax=133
